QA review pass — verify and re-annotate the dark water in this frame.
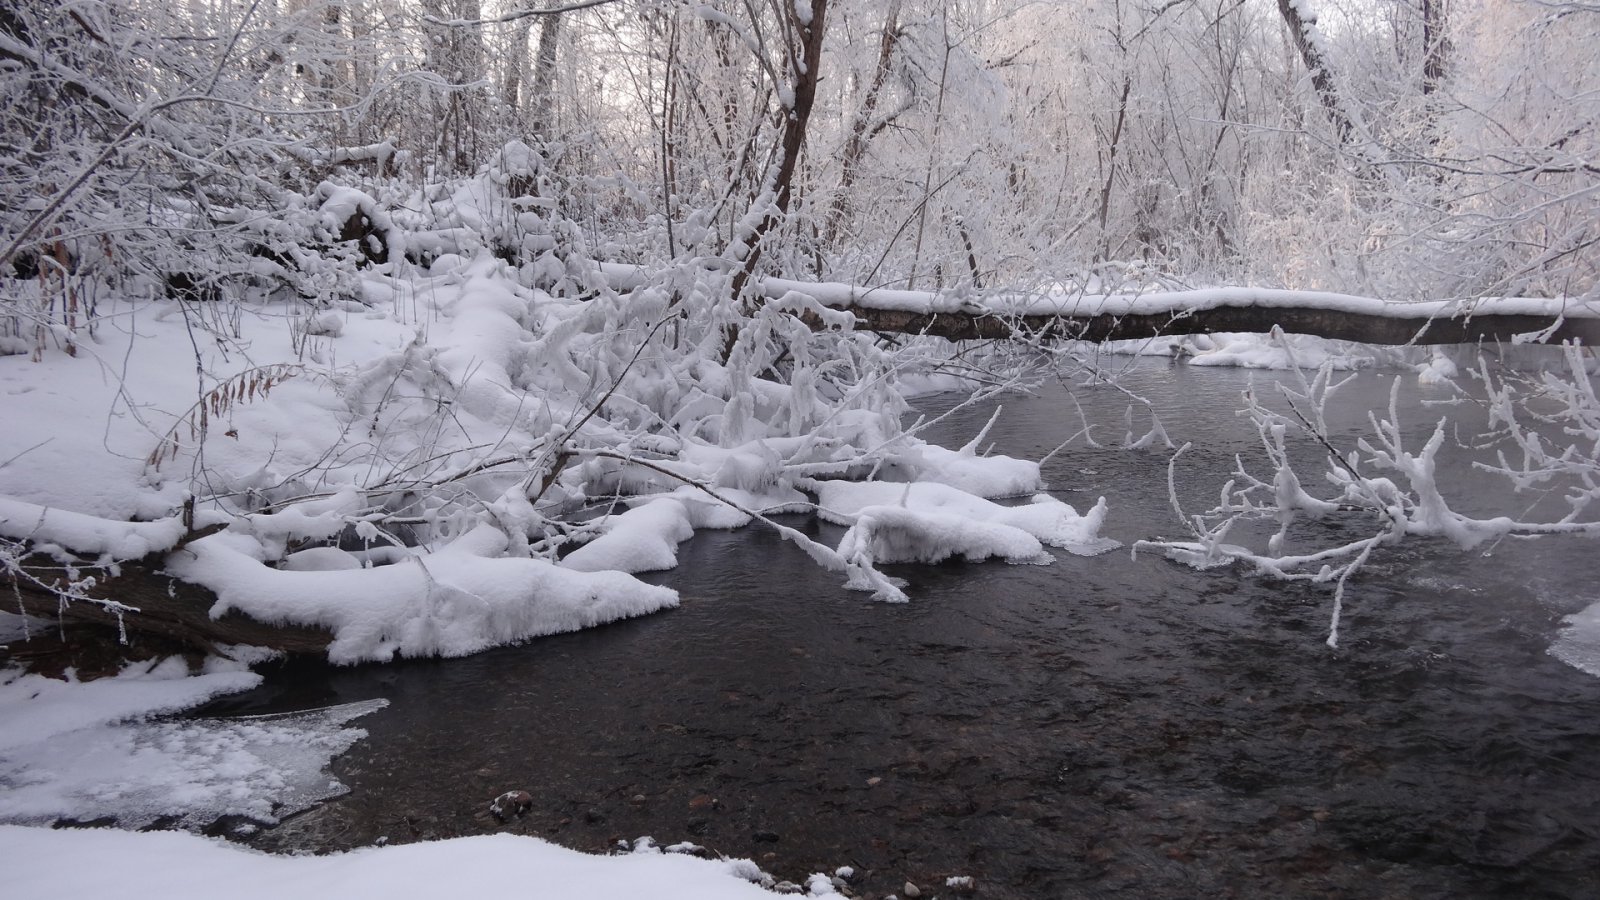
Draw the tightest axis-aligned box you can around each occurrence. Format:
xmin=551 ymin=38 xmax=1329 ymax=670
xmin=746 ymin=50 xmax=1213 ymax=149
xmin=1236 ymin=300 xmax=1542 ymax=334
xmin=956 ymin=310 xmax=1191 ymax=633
xmin=199 ymin=359 xmax=1600 ymax=899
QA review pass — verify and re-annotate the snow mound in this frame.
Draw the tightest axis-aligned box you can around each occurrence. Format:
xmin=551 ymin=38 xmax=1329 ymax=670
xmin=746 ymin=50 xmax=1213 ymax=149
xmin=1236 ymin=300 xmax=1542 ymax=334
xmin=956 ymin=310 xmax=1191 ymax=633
xmin=818 ymin=481 xmax=1118 ymax=602
xmin=0 ymin=496 xmax=189 ymax=562
xmin=0 ymin=825 xmax=776 ymax=900
xmin=168 ymin=525 xmax=680 ymax=664
xmin=561 ymin=498 xmax=695 ymax=574
xmin=817 ymin=480 xmax=1117 ymax=554
xmin=0 ymin=656 xmax=262 ymax=752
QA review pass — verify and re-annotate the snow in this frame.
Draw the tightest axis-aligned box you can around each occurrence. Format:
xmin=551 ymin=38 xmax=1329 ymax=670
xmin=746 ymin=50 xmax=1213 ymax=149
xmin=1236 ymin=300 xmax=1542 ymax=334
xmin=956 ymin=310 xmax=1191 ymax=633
xmin=560 ymin=497 xmax=695 ymax=573
xmin=166 ymin=525 xmax=680 ymax=664
xmin=816 ymin=480 xmax=1119 ymax=602
xmin=0 ymin=653 xmax=386 ymax=829
xmin=0 ymin=656 xmax=261 ymax=752
xmin=816 ymin=480 xmax=1117 ymax=555
xmin=0 ymin=825 xmax=779 ymax=900
xmin=724 ymin=273 xmax=1600 ymax=327
xmin=0 ymin=496 xmax=191 ymax=562
xmin=1549 ymin=600 xmax=1600 ymax=678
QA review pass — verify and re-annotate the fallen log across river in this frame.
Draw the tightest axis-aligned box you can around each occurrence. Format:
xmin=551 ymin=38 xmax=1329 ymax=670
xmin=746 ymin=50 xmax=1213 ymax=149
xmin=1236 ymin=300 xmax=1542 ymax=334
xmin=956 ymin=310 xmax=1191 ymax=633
xmin=749 ymin=278 xmax=1600 ymax=346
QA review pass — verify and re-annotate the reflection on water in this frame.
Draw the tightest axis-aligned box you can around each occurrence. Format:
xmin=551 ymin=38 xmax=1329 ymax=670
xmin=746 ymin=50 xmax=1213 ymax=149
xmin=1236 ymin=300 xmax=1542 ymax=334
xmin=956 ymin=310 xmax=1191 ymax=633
xmin=197 ymin=360 xmax=1600 ymax=900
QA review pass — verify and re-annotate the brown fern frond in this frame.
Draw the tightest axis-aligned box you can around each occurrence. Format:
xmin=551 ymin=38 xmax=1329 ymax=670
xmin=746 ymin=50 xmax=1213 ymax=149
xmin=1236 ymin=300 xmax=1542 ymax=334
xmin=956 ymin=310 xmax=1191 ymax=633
xmin=146 ymin=364 xmax=303 ymax=471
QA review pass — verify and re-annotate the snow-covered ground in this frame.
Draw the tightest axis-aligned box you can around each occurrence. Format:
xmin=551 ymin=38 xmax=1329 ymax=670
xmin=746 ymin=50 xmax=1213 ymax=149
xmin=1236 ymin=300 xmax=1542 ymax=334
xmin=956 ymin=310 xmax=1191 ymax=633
xmin=0 ymin=825 xmax=798 ymax=900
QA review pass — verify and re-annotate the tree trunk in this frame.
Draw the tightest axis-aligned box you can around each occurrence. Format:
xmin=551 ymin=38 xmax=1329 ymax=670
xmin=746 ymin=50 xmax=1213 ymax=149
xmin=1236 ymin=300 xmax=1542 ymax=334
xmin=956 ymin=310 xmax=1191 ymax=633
xmin=1421 ymin=0 xmax=1448 ymax=95
xmin=529 ymin=12 xmax=562 ymax=137
xmin=822 ymin=0 xmax=901 ymax=248
xmin=4 ymin=553 xmax=334 ymax=655
xmin=1275 ymin=0 xmax=1355 ymax=142
xmin=806 ymin=303 xmax=1600 ymax=346
xmin=727 ymin=0 xmax=829 ymax=303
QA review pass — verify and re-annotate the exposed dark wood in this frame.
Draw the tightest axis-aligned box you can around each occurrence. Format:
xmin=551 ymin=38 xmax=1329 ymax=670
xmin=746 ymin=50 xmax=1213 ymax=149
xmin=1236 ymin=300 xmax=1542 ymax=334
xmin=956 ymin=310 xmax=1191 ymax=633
xmin=802 ymin=304 xmax=1600 ymax=346
xmin=1276 ymin=0 xmax=1355 ymax=143
xmin=728 ymin=0 xmax=830 ymax=303
xmin=4 ymin=554 xmax=334 ymax=655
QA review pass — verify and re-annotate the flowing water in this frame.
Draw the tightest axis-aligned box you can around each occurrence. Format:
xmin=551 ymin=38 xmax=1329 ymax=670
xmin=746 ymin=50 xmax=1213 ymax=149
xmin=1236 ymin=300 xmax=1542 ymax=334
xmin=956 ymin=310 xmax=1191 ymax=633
xmin=197 ymin=358 xmax=1600 ymax=899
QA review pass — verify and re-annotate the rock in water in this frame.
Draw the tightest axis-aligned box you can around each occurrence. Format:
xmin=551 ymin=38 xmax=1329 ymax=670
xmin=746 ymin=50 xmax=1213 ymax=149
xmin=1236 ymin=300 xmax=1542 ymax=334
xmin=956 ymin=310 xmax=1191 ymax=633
xmin=489 ymin=790 xmax=533 ymax=821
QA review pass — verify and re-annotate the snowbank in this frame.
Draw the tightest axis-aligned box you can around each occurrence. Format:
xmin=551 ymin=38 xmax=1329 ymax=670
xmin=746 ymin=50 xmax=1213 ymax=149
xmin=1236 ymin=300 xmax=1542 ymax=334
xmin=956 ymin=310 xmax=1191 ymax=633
xmin=0 ymin=826 xmax=778 ymax=900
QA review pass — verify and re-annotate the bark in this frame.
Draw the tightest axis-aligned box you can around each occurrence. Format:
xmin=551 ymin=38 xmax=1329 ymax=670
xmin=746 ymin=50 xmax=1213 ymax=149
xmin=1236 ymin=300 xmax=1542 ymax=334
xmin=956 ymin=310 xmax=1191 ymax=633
xmin=1421 ymin=0 xmax=1449 ymax=95
xmin=728 ymin=0 xmax=829 ymax=303
xmin=4 ymin=552 xmax=334 ymax=655
xmin=821 ymin=1 xmax=901 ymax=248
xmin=1275 ymin=0 xmax=1355 ymax=142
xmin=529 ymin=12 xmax=562 ymax=136
xmin=797 ymin=304 xmax=1600 ymax=346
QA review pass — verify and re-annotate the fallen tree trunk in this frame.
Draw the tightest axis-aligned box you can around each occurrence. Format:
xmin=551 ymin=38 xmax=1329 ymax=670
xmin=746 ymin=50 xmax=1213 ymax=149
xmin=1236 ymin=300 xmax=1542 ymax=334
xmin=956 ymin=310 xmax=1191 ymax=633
xmin=823 ymin=303 xmax=1600 ymax=346
xmin=599 ymin=265 xmax=1600 ymax=346
xmin=3 ymin=554 xmax=334 ymax=655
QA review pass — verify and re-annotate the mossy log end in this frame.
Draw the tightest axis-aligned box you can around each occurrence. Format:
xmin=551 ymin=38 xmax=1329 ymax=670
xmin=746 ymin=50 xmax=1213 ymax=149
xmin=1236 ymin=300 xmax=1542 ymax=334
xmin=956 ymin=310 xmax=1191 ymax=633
xmin=810 ymin=306 xmax=1600 ymax=346
xmin=4 ymin=554 xmax=333 ymax=656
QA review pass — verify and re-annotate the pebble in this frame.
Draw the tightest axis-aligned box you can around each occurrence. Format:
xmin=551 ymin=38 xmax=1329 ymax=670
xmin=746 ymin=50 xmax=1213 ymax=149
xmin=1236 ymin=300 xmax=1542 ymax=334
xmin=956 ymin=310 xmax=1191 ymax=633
xmin=630 ymin=794 xmax=647 ymax=804
xmin=753 ymin=829 xmax=780 ymax=843
xmin=903 ymin=881 xmax=922 ymax=898
xmin=866 ymin=777 xmax=882 ymax=787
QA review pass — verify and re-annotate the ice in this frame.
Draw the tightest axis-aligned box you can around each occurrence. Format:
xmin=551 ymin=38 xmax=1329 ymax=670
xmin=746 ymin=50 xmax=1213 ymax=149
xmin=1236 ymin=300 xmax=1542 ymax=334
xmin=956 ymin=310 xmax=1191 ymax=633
xmin=0 ymin=699 xmax=387 ymax=828
xmin=0 ymin=652 xmax=384 ymax=829
xmin=0 ymin=657 xmax=262 ymax=752
xmin=0 ymin=611 xmax=49 ymax=643
xmin=1549 ymin=600 xmax=1600 ymax=678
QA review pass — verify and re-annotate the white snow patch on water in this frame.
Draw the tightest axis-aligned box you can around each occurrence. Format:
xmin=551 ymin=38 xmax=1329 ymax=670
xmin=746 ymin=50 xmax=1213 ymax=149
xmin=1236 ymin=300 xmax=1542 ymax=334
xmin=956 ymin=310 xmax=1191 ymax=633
xmin=0 ymin=656 xmax=263 ymax=752
xmin=0 ymin=656 xmax=384 ymax=829
xmin=816 ymin=481 xmax=1118 ymax=556
xmin=1549 ymin=600 xmax=1600 ymax=678
xmin=816 ymin=481 xmax=1119 ymax=602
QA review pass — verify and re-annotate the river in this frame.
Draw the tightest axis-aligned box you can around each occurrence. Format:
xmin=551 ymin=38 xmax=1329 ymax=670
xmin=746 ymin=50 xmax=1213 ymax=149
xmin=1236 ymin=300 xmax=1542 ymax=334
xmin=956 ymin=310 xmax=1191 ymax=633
xmin=197 ymin=357 xmax=1600 ymax=900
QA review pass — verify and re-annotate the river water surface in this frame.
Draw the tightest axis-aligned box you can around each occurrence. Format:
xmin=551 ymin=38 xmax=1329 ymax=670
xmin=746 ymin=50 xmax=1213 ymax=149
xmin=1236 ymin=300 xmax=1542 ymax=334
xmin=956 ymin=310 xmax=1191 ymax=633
xmin=200 ymin=359 xmax=1600 ymax=899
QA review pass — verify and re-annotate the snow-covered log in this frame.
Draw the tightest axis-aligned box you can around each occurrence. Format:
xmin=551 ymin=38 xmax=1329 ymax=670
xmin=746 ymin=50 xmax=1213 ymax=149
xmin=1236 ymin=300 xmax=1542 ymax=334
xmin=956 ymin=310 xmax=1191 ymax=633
xmin=4 ymin=550 xmax=336 ymax=655
xmin=746 ymin=278 xmax=1600 ymax=346
xmin=829 ymin=302 xmax=1600 ymax=346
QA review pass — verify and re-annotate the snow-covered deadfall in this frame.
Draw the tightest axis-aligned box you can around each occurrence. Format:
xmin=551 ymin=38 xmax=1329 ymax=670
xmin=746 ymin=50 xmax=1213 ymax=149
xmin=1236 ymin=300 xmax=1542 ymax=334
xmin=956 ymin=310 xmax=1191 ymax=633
xmin=0 ymin=156 xmax=1118 ymax=662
